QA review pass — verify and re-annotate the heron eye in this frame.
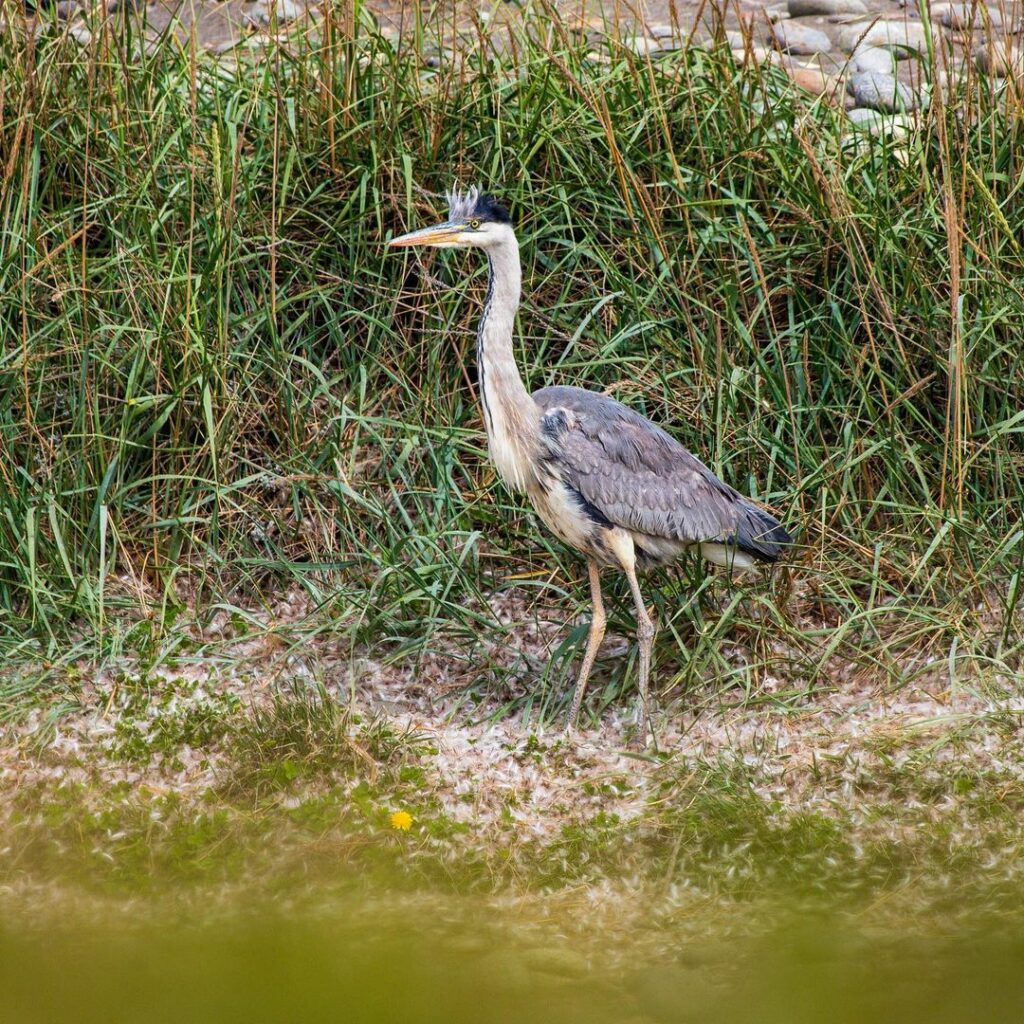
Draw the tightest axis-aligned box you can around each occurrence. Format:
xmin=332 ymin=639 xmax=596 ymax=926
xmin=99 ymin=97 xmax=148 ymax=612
xmin=469 ymin=218 xmax=481 ymax=229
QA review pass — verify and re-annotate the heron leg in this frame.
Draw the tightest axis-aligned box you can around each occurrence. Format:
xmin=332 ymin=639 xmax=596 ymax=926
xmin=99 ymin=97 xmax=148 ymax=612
xmin=567 ymin=559 xmax=605 ymax=732
xmin=623 ymin=561 xmax=656 ymax=746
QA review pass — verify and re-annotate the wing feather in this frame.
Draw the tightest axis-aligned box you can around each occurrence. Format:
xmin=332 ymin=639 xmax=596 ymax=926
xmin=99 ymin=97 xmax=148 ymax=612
xmin=533 ymin=385 xmax=787 ymax=559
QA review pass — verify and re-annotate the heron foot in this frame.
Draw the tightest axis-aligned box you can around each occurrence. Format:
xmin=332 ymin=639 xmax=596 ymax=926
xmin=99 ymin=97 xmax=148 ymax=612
xmin=625 ymin=697 xmax=658 ymax=752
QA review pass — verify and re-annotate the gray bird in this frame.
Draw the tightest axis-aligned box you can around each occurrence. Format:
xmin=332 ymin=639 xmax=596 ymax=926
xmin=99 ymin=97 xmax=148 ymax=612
xmin=390 ymin=186 xmax=790 ymax=742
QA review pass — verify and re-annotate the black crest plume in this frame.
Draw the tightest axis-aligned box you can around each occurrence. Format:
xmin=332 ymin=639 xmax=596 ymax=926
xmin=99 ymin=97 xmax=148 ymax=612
xmin=445 ymin=185 xmax=511 ymax=224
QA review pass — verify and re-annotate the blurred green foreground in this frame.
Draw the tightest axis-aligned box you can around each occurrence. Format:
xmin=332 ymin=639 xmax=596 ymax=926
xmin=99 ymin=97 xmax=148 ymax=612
xmin=3 ymin=908 xmax=1023 ymax=1024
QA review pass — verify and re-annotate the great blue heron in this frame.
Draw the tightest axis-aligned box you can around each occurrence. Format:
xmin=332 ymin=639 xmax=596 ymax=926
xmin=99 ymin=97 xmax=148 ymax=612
xmin=390 ymin=186 xmax=790 ymax=742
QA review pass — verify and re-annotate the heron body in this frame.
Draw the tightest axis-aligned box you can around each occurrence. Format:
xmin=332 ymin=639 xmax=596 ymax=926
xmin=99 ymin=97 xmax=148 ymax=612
xmin=390 ymin=187 xmax=790 ymax=742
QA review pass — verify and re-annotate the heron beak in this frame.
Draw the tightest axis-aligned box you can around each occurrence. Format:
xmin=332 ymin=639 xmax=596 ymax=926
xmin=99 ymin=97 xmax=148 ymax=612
xmin=387 ymin=222 xmax=465 ymax=248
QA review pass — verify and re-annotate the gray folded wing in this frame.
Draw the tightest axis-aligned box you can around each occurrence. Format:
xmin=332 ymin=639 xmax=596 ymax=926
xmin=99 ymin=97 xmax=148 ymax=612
xmin=533 ymin=385 xmax=788 ymax=560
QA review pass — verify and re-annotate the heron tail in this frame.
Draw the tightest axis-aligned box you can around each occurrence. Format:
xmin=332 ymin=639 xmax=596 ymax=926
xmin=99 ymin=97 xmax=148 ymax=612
xmin=732 ymin=502 xmax=792 ymax=563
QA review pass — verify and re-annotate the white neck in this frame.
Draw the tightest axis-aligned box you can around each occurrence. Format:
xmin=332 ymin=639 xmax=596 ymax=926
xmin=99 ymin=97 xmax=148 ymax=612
xmin=476 ymin=231 xmax=538 ymax=492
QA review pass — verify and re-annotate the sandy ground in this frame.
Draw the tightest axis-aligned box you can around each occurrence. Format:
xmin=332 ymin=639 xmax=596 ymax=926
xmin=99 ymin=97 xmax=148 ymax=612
xmin=5 ymin=584 xmax=1022 ymax=849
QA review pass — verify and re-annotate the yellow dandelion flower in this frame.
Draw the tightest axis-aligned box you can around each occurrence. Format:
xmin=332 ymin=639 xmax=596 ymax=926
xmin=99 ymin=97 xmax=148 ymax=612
xmin=390 ymin=810 xmax=413 ymax=831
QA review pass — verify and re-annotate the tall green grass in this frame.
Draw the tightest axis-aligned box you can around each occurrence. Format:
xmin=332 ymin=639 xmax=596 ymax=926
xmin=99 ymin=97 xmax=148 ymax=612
xmin=1 ymin=2 xmax=1021 ymax=710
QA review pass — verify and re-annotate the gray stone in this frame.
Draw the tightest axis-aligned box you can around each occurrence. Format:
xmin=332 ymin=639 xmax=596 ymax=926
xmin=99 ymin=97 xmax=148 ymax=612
xmin=838 ymin=20 xmax=929 ymax=54
xmin=732 ymin=45 xmax=778 ymax=64
xmin=629 ymin=36 xmax=671 ymax=56
xmin=846 ymin=70 xmax=919 ymax=110
xmin=846 ymin=107 xmax=915 ymax=137
xmin=814 ymin=52 xmax=849 ymax=74
xmin=935 ymin=62 xmax=972 ymax=91
xmin=55 ymin=0 xmax=78 ymax=18
xmin=788 ymin=0 xmax=867 ymax=15
xmin=68 ymin=22 xmax=91 ymax=45
xmin=975 ymin=43 xmax=1024 ymax=75
xmin=934 ymin=4 xmax=1002 ymax=29
xmin=847 ymin=107 xmax=884 ymax=126
xmin=770 ymin=22 xmax=833 ymax=54
xmin=648 ymin=24 xmax=676 ymax=39
xmin=851 ymin=46 xmax=895 ymax=73
xmin=243 ymin=0 xmax=302 ymax=28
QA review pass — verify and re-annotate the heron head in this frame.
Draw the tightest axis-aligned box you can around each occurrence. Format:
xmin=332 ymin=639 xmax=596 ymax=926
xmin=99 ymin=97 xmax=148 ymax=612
xmin=388 ymin=185 xmax=512 ymax=250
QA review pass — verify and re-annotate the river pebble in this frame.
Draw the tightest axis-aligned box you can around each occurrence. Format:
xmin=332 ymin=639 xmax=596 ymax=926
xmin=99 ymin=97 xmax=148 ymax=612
xmin=788 ymin=0 xmax=867 ymax=15
xmin=847 ymin=107 xmax=882 ymax=125
xmin=847 ymin=70 xmax=919 ymax=110
xmin=770 ymin=21 xmax=833 ymax=54
xmin=934 ymin=3 xmax=1002 ymax=29
xmin=838 ymin=20 xmax=928 ymax=54
xmin=732 ymin=45 xmax=778 ymax=63
xmin=851 ymin=46 xmax=896 ymax=73
xmin=629 ymin=36 xmax=677 ymax=55
xmin=846 ymin=107 xmax=915 ymax=136
xmin=975 ymin=43 xmax=1024 ymax=74
xmin=786 ymin=64 xmax=840 ymax=95
xmin=243 ymin=0 xmax=302 ymax=28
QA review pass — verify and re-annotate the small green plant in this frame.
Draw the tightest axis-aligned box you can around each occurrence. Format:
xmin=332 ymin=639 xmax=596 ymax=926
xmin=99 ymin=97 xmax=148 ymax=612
xmin=108 ymin=680 xmax=241 ymax=767
xmin=227 ymin=686 xmax=421 ymax=797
